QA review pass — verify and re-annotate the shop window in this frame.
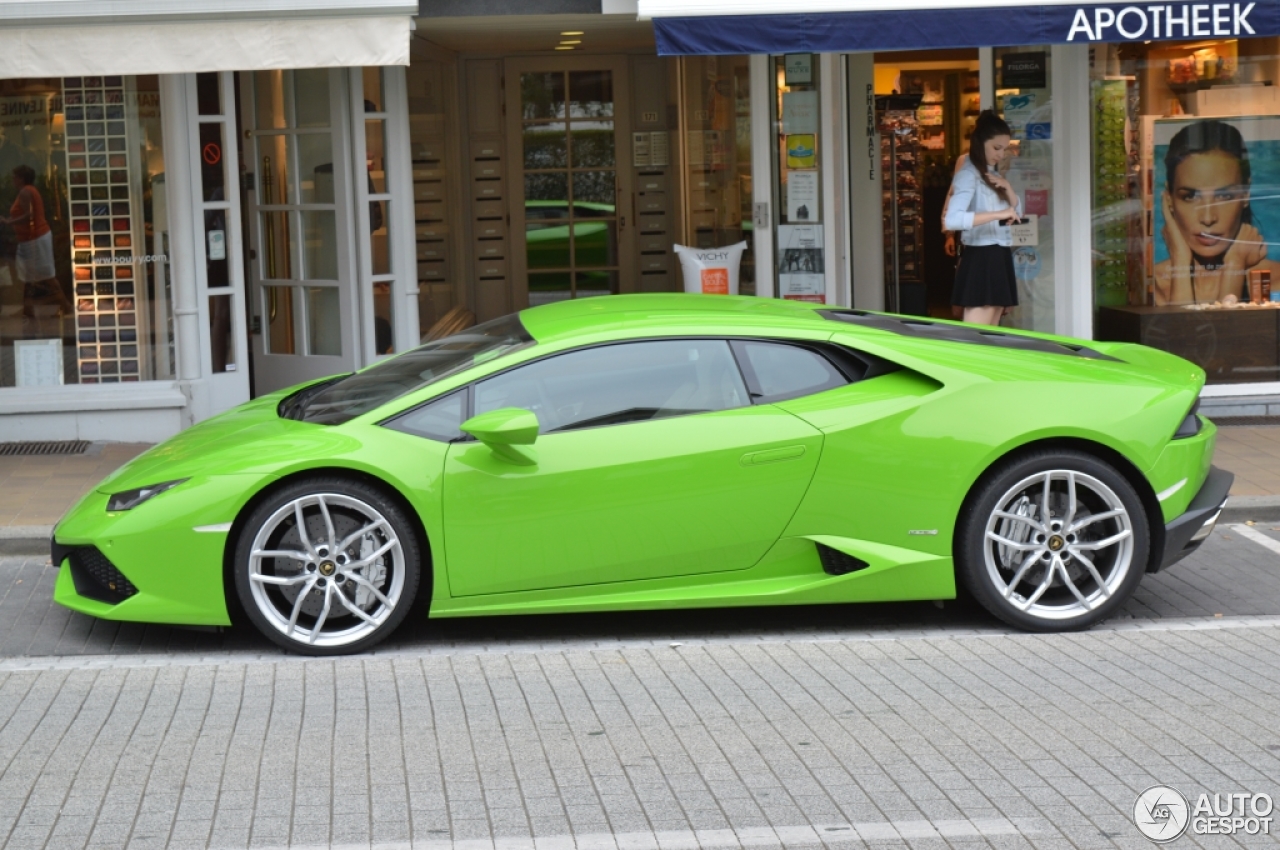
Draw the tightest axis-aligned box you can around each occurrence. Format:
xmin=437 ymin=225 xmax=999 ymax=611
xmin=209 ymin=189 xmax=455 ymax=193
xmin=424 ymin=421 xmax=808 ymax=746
xmin=1091 ymin=37 xmax=1280 ymax=384
xmin=0 ymin=75 xmax=172 ymax=388
xmin=993 ymin=46 xmax=1055 ymax=334
xmin=774 ymin=54 xmax=824 ymax=303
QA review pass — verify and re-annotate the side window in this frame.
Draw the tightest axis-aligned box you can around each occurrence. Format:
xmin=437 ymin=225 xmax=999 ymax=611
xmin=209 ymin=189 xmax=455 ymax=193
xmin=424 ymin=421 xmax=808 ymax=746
xmin=734 ymin=341 xmax=850 ymax=403
xmin=382 ymin=390 xmax=465 ymax=442
xmin=475 ymin=339 xmax=748 ymax=433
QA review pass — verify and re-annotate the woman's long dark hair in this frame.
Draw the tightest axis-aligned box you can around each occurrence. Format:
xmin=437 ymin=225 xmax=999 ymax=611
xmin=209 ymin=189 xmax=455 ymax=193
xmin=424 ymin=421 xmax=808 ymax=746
xmin=968 ymin=110 xmax=1012 ymax=191
xmin=1165 ymin=119 xmax=1252 ymax=225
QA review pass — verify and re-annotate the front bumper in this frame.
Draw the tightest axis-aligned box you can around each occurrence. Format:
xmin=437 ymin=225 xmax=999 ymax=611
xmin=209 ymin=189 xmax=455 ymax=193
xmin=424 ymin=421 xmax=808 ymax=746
xmin=1154 ymin=465 xmax=1233 ymax=572
xmin=48 ymin=476 xmax=264 ymax=626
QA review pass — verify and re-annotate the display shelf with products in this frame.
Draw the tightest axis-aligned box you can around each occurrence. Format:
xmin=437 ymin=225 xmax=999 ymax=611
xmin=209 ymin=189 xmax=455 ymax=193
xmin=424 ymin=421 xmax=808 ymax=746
xmin=1092 ymin=76 xmax=1141 ymax=308
xmin=65 ymin=75 xmax=151 ymax=384
xmin=872 ymin=56 xmax=978 ymax=318
xmin=878 ymin=94 xmax=923 ymax=313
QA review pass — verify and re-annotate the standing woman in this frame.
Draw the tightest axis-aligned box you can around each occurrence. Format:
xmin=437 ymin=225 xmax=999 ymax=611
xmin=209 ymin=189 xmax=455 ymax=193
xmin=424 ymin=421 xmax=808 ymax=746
xmin=5 ymin=165 xmax=71 ymax=318
xmin=943 ymin=110 xmax=1020 ymax=326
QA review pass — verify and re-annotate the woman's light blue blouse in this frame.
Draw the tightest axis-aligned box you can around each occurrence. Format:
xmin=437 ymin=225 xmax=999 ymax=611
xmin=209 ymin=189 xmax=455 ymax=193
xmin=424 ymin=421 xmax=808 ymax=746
xmin=943 ymin=161 xmax=1017 ymax=247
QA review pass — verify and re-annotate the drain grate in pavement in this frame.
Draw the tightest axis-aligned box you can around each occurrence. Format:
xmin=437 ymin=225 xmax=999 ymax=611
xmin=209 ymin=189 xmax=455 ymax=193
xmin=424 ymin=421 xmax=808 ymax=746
xmin=1209 ymin=415 xmax=1280 ymax=427
xmin=0 ymin=440 xmax=91 ymax=456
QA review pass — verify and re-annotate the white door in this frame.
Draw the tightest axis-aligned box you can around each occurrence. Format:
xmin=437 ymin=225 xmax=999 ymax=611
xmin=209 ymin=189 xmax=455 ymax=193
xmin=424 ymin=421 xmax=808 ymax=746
xmin=242 ymin=68 xmax=359 ymax=395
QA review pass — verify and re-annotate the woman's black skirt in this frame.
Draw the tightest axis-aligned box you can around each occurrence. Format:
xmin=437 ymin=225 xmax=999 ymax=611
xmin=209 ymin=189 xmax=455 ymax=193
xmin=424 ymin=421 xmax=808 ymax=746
xmin=952 ymin=243 xmax=1018 ymax=307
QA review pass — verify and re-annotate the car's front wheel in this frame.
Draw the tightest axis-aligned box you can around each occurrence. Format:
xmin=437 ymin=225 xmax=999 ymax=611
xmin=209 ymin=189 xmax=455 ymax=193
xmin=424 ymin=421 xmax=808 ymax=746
xmin=957 ymin=450 xmax=1149 ymax=632
xmin=233 ymin=477 xmax=421 ymax=655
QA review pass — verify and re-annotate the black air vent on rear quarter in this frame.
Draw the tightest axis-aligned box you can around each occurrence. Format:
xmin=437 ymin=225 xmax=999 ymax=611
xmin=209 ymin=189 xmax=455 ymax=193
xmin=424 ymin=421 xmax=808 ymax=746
xmin=821 ymin=311 xmax=1120 ymax=361
xmin=817 ymin=544 xmax=869 ymax=576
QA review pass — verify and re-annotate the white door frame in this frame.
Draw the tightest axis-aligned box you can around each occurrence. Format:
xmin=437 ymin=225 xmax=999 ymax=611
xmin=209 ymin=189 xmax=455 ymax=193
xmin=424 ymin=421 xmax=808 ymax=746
xmin=348 ymin=66 xmax=419 ymax=362
xmin=749 ymin=53 xmax=776 ymax=299
xmin=184 ymin=71 xmax=250 ymax=420
xmin=1051 ymin=42 xmax=1092 ymax=340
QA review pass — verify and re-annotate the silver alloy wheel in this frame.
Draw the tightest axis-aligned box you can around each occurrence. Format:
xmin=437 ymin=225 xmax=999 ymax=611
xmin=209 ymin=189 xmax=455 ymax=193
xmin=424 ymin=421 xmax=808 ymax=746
xmin=247 ymin=492 xmax=406 ymax=648
xmin=983 ymin=469 xmax=1134 ymax=621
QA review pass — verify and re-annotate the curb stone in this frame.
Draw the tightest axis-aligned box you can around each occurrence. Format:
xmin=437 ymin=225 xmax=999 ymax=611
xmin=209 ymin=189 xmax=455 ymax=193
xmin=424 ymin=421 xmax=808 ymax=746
xmin=0 ymin=525 xmax=52 ymax=557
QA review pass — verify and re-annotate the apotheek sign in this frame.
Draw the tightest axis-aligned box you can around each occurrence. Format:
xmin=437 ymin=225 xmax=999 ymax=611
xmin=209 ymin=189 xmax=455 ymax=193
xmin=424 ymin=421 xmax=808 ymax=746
xmin=650 ymin=1 xmax=1280 ymax=56
xmin=1067 ymin=3 xmax=1259 ymax=42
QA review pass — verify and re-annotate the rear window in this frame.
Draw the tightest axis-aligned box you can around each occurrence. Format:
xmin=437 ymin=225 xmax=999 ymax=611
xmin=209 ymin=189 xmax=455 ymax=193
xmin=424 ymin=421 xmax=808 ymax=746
xmin=735 ymin=341 xmax=851 ymax=403
xmin=280 ymin=314 xmax=532 ymax=425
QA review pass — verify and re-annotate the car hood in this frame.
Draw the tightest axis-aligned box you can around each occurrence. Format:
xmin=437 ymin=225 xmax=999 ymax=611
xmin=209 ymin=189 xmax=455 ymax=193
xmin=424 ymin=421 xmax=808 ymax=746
xmin=95 ymin=390 xmax=351 ymax=494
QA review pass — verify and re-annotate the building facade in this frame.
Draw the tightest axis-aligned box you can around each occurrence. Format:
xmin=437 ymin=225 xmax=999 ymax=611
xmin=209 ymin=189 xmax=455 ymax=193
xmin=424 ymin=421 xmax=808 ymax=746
xmin=4 ymin=0 xmax=1280 ymax=442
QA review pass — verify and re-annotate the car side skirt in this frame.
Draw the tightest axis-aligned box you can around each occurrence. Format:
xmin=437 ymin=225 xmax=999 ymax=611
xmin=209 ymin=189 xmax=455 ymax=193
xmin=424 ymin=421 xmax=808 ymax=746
xmin=427 ymin=536 xmax=956 ymax=618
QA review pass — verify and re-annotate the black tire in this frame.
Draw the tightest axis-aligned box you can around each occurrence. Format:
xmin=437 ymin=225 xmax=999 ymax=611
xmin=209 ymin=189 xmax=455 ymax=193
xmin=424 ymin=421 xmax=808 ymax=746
xmin=956 ymin=449 xmax=1149 ymax=632
xmin=233 ymin=476 xmax=421 ymax=655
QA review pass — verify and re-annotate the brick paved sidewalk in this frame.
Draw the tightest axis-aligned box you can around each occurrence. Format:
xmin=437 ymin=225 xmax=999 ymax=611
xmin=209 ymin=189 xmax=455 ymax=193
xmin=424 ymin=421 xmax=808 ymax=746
xmin=0 ymin=443 xmax=150 ymax=530
xmin=0 ymin=622 xmax=1277 ymax=849
xmin=1209 ymin=424 xmax=1280 ymax=497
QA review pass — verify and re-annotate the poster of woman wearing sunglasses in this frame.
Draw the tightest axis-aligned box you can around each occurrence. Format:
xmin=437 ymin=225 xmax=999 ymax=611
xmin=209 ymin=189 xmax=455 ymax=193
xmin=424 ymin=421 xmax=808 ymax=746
xmin=1152 ymin=116 xmax=1280 ymax=306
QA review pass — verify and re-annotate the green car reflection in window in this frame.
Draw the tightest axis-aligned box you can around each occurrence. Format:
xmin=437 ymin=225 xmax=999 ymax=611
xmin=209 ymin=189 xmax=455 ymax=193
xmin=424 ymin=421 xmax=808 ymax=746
xmin=525 ymin=200 xmax=616 ymax=298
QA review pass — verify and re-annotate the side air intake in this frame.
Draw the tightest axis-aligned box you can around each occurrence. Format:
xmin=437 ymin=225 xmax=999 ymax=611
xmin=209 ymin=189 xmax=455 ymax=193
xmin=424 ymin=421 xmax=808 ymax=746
xmin=816 ymin=544 xmax=869 ymax=576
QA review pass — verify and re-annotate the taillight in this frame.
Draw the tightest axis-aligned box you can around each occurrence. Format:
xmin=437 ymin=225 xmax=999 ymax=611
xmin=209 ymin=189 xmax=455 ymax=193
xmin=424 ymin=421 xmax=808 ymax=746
xmin=1173 ymin=400 xmax=1201 ymax=439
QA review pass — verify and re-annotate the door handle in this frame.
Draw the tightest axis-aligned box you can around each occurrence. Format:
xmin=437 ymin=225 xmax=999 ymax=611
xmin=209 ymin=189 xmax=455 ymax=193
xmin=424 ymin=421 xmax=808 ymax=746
xmin=740 ymin=445 xmax=807 ymax=466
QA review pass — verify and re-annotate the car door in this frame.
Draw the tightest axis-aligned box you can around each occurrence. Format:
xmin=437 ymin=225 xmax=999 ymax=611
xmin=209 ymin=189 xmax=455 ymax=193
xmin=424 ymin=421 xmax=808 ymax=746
xmin=441 ymin=338 xmax=825 ymax=597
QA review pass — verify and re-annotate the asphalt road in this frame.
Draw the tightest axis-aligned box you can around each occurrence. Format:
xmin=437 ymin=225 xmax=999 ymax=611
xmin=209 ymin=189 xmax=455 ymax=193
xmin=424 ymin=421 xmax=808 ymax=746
xmin=0 ymin=529 xmax=1278 ymax=849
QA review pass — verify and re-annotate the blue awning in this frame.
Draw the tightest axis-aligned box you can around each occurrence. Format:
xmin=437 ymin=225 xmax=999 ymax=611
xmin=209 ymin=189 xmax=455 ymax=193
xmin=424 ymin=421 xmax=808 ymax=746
xmin=647 ymin=2 xmax=1278 ymax=55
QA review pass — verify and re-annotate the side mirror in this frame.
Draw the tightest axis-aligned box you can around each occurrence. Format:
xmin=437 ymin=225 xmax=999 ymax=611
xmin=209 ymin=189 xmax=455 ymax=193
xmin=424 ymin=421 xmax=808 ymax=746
xmin=460 ymin=407 xmax=539 ymax=465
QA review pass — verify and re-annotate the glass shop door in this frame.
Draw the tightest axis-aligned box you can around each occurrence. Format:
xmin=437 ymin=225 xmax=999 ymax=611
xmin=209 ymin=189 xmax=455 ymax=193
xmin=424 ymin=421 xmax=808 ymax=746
xmin=505 ymin=56 xmax=634 ymax=307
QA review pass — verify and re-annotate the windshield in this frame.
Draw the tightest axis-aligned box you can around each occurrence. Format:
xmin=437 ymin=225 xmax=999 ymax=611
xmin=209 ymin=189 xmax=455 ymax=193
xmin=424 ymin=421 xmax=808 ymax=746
xmin=281 ymin=313 xmax=533 ymax=425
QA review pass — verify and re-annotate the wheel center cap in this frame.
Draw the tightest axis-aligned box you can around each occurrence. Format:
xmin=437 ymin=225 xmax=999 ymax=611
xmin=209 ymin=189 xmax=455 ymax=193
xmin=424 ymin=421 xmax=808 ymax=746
xmin=318 ymin=561 xmax=336 ymax=576
xmin=1047 ymin=535 xmax=1065 ymax=552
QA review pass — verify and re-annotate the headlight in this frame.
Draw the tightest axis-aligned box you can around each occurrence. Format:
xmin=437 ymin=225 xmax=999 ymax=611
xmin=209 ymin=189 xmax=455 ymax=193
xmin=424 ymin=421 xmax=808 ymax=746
xmin=106 ymin=479 xmax=189 ymax=512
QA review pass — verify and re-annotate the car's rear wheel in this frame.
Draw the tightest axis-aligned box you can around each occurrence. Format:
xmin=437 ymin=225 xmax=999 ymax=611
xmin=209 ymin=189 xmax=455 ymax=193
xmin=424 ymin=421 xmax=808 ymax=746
xmin=233 ymin=477 xmax=420 ymax=655
xmin=957 ymin=450 xmax=1149 ymax=632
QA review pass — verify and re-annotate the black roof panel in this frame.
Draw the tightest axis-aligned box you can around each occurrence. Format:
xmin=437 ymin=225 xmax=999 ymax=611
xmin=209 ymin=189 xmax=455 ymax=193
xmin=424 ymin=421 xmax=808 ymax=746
xmin=822 ymin=311 xmax=1119 ymax=361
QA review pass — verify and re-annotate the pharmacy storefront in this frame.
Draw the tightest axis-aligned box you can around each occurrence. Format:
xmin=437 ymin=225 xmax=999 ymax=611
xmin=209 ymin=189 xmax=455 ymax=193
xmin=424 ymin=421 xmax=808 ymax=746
xmin=643 ymin=0 xmax=1280 ymax=410
xmin=0 ymin=1 xmax=415 ymax=441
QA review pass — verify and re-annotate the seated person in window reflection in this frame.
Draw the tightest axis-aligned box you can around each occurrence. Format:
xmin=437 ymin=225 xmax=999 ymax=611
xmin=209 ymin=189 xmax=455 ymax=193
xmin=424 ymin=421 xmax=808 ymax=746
xmin=1155 ymin=120 xmax=1280 ymax=305
xmin=3 ymin=165 xmax=72 ymax=319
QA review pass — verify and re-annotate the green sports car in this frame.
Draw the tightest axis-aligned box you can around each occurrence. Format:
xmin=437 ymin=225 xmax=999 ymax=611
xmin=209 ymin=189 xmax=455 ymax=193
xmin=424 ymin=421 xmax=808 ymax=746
xmin=51 ymin=295 xmax=1230 ymax=655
